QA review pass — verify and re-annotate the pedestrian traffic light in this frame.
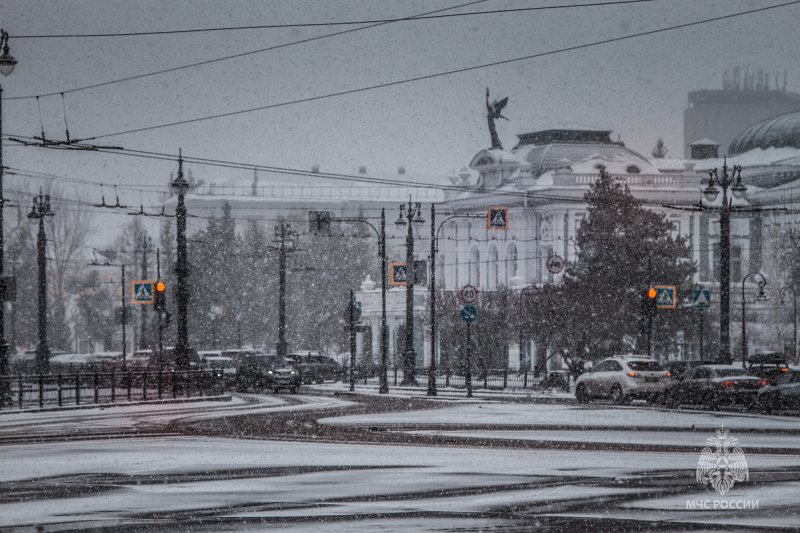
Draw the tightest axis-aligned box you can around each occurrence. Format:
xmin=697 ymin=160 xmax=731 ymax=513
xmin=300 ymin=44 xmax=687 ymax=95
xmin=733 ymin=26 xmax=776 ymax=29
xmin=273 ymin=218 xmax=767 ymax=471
xmin=154 ymin=281 xmax=166 ymax=312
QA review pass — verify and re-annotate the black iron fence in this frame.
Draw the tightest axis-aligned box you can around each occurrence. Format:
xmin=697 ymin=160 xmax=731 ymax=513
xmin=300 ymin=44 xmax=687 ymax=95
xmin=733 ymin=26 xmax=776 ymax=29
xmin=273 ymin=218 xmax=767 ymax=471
xmin=0 ymin=370 xmax=225 ymax=410
xmin=361 ymin=367 xmax=571 ymax=391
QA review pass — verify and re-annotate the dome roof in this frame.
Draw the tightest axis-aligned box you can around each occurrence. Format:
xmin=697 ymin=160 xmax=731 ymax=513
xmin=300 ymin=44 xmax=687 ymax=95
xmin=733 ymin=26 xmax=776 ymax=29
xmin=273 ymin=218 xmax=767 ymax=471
xmin=729 ymin=109 xmax=800 ymax=155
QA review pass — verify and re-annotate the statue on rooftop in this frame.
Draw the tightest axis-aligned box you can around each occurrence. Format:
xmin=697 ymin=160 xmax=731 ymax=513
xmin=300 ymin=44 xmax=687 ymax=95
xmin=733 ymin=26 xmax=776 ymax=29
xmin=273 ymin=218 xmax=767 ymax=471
xmin=486 ymin=88 xmax=509 ymax=150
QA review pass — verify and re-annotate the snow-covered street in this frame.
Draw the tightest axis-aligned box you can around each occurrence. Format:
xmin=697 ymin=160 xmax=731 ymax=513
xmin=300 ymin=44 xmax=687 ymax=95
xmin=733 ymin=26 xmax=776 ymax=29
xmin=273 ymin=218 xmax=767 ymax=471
xmin=2 ymin=390 xmax=799 ymax=531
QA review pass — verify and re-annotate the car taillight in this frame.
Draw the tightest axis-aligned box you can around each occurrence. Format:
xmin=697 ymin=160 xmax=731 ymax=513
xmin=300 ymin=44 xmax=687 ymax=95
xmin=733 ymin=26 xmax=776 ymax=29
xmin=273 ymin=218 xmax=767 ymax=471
xmin=781 ymin=368 xmax=789 ymax=372
xmin=724 ymin=381 xmax=738 ymax=387
xmin=759 ymin=380 xmax=767 ymax=386
xmin=628 ymin=372 xmax=640 ymax=378
xmin=664 ymin=372 xmax=671 ymax=377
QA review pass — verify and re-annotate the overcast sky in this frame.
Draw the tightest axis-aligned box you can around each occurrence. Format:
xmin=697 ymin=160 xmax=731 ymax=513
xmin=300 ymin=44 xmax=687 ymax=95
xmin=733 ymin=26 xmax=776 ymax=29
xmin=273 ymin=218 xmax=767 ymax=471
xmin=2 ymin=0 xmax=799 ymax=206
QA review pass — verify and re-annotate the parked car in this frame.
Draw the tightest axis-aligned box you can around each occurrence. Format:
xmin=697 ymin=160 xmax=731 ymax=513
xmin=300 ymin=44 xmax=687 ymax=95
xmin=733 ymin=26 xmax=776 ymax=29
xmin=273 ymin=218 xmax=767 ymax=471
xmin=575 ymin=355 xmax=668 ymax=404
xmin=203 ymin=356 xmax=237 ymax=387
xmin=664 ymin=359 xmax=717 ymax=380
xmin=235 ymin=354 xmax=301 ymax=393
xmin=292 ymin=352 xmax=345 ymax=384
xmin=755 ymin=369 xmax=800 ymax=412
xmin=746 ymin=352 xmax=790 ymax=383
xmin=662 ymin=364 xmax=766 ymax=409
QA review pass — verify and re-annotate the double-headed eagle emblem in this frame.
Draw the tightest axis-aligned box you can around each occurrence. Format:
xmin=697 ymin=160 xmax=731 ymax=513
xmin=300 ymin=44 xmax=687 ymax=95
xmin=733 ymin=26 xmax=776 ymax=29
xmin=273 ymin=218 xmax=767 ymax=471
xmin=696 ymin=427 xmax=749 ymax=495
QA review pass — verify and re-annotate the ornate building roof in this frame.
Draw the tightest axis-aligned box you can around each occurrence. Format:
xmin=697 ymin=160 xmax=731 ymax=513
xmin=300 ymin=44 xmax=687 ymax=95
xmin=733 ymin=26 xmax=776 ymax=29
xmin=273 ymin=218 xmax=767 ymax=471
xmin=729 ymin=109 xmax=800 ymax=155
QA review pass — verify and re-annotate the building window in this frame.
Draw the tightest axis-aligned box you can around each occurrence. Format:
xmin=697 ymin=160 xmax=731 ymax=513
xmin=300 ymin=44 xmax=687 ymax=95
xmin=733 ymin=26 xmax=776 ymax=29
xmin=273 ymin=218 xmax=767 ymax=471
xmin=713 ymin=243 xmax=742 ymax=283
xmin=507 ymin=243 xmax=518 ymax=283
xmin=626 ymin=165 xmax=641 ymax=174
xmin=470 ymin=246 xmax=480 ymax=287
xmin=488 ymin=245 xmax=498 ymax=289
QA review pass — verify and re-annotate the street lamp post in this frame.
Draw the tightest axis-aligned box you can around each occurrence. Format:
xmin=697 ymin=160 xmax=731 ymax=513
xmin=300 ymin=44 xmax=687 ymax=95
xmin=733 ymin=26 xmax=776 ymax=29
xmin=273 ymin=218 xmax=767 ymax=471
xmin=703 ymin=158 xmax=747 ymax=364
xmin=171 ymin=152 xmax=192 ymax=371
xmin=779 ymin=286 xmax=797 ymax=362
xmin=28 ymin=191 xmax=55 ymax=375
xmin=741 ymin=272 xmax=768 ymax=368
xmin=395 ymin=200 xmax=424 ymax=386
xmin=328 ymin=210 xmax=388 ymax=392
xmin=0 ymin=29 xmax=18 ymax=405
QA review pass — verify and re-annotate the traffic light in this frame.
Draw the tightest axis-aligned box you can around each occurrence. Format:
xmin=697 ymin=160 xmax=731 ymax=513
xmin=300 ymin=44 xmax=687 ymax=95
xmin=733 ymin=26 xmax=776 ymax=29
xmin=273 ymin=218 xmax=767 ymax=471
xmin=154 ymin=281 xmax=166 ymax=312
xmin=642 ymin=288 xmax=657 ymax=318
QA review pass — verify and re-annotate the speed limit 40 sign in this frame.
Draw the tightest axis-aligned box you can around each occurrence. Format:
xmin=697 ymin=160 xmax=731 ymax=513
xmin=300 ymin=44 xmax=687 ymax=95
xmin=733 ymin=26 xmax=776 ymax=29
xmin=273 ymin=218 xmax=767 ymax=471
xmin=460 ymin=284 xmax=478 ymax=304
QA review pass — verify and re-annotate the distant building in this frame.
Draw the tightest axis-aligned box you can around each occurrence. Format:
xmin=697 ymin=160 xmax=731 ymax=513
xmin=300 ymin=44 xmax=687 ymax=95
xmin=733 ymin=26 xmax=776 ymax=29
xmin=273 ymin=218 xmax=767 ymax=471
xmin=683 ymin=68 xmax=800 ymax=157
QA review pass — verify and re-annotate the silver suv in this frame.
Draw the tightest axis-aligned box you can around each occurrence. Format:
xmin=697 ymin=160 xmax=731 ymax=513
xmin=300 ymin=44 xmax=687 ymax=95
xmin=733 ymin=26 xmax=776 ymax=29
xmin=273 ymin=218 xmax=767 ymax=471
xmin=575 ymin=355 xmax=668 ymax=404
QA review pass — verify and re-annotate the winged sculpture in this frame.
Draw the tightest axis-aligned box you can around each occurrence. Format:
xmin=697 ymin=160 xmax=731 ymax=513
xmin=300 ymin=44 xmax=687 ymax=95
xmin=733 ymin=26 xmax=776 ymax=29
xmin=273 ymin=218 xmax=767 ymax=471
xmin=486 ymin=88 xmax=509 ymax=150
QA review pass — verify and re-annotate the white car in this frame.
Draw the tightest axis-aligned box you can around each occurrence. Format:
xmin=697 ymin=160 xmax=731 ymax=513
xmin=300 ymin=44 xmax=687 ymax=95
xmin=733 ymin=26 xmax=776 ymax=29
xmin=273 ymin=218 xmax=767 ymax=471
xmin=575 ymin=355 xmax=669 ymax=404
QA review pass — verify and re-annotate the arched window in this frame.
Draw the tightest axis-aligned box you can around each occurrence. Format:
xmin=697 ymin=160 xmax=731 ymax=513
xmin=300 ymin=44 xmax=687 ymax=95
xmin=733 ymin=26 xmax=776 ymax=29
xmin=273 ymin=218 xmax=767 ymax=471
xmin=470 ymin=246 xmax=480 ymax=287
xmin=626 ymin=165 xmax=641 ymax=174
xmin=488 ymin=245 xmax=498 ymax=289
xmin=507 ymin=243 xmax=518 ymax=283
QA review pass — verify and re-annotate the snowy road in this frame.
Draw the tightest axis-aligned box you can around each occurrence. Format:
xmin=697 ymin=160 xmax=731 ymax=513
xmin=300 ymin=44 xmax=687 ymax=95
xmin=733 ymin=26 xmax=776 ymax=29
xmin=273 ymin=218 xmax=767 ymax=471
xmin=1 ymin=391 xmax=799 ymax=531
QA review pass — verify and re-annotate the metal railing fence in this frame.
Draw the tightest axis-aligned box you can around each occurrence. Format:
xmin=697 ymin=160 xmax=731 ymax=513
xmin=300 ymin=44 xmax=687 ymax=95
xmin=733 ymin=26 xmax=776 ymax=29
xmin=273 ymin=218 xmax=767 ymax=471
xmin=0 ymin=370 xmax=225 ymax=410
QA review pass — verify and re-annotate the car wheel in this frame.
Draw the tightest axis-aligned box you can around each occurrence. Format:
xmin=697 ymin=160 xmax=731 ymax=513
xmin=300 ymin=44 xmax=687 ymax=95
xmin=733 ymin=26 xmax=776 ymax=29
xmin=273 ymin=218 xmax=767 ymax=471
xmin=575 ymin=384 xmax=591 ymax=404
xmin=610 ymin=385 xmax=627 ymax=405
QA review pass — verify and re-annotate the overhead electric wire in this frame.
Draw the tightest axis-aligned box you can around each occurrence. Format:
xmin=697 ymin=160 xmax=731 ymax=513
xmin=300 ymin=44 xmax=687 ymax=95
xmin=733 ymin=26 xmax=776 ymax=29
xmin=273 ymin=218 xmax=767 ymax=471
xmin=57 ymin=0 xmax=800 ymax=142
xmin=15 ymin=1 xmax=661 ymax=39
xmin=6 ymin=0 xmax=491 ymax=101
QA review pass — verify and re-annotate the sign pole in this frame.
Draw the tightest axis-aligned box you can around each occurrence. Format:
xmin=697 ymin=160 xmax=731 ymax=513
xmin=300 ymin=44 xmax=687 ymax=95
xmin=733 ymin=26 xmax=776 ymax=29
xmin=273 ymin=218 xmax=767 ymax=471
xmin=349 ymin=289 xmax=356 ymax=392
xmin=466 ymin=321 xmax=472 ymax=398
xmin=699 ymin=310 xmax=704 ymax=361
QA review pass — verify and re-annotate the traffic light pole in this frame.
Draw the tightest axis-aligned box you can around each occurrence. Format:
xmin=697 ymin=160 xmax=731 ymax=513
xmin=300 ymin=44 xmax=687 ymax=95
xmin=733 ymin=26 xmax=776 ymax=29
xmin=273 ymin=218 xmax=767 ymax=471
xmin=157 ymin=249 xmax=163 ymax=369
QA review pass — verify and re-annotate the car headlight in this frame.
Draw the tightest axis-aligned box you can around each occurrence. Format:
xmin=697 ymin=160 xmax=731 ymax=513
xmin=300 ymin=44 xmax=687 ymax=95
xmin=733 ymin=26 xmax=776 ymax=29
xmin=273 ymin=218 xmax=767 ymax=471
xmin=268 ymin=371 xmax=273 ymax=374
xmin=291 ymin=371 xmax=296 ymax=375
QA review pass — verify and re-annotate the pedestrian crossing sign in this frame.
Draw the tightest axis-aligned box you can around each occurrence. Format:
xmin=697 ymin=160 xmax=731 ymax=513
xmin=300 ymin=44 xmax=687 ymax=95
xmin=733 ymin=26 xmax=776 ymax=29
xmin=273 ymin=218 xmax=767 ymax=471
xmin=487 ymin=207 xmax=509 ymax=230
xmin=654 ymin=285 xmax=677 ymax=309
xmin=390 ymin=263 xmax=407 ymax=286
xmin=131 ymin=281 xmax=154 ymax=304
xmin=693 ymin=289 xmax=711 ymax=308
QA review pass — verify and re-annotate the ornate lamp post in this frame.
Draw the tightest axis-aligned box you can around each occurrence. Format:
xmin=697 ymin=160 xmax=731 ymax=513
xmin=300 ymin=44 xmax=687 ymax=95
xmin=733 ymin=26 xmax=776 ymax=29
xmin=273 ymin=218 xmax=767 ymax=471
xmin=741 ymin=272 xmax=768 ymax=368
xmin=0 ymin=29 xmax=18 ymax=404
xmin=395 ymin=200 xmax=424 ymax=386
xmin=28 ymin=191 xmax=54 ymax=375
xmin=171 ymin=152 xmax=192 ymax=371
xmin=702 ymin=158 xmax=747 ymax=364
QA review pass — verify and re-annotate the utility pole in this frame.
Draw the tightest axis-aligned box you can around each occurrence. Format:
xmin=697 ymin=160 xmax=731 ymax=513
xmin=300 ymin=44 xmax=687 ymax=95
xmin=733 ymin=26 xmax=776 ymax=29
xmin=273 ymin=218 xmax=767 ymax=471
xmin=0 ymin=29 xmax=18 ymax=405
xmin=428 ymin=204 xmax=437 ymax=396
xmin=157 ymin=249 xmax=164 ymax=369
xmin=121 ymin=265 xmax=126 ymax=366
xmin=273 ymin=222 xmax=295 ymax=358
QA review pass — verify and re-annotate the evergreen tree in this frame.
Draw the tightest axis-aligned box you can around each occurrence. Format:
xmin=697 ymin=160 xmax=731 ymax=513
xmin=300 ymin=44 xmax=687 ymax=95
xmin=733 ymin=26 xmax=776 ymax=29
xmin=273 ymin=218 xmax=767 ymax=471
xmin=564 ymin=169 xmax=695 ymax=360
xmin=651 ymin=138 xmax=669 ymax=159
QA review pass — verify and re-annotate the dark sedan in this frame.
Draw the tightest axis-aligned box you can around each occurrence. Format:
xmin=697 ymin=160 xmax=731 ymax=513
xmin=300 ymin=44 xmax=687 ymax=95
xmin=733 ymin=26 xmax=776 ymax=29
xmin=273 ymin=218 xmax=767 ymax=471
xmin=662 ymin=364 xmax=766 ymax=409
xmin=755 ymin=369 xmax=800 ymax=412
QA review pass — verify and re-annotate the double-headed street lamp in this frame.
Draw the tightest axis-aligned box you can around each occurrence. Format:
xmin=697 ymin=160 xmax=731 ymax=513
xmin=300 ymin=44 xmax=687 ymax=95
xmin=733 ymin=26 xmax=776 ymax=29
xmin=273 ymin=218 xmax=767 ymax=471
xmin=28 ymin=191 xmax=55 ymax=375
xmin=171 ymin=153 xmax=192 ymax=371
xmin=741 ymin=272 xmax=768 ymax=368
xmin=0 ymin=30 xmax=18 ymax=404
xmin=395 ymin=200 xmax=424 ymax=386
xmin=702 ymin=158 xmax=747 ymax=364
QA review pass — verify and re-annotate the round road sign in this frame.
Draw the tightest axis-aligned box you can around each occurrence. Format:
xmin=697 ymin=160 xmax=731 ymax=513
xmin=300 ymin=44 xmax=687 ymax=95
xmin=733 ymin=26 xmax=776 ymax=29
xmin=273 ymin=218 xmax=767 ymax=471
xmin=460 ymin=285 xmax=478 ymax=304
xmin=546 ymin=254 xmax=564 ymax=275
xmin=460 ymin=304 xmax=478 ymax=323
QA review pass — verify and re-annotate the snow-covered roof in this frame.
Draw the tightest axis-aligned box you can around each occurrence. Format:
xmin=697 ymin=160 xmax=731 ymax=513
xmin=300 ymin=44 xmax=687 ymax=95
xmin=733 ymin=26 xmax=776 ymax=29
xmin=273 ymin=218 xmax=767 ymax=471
xmin=690 ymin=138 xmax=719 ymax=146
